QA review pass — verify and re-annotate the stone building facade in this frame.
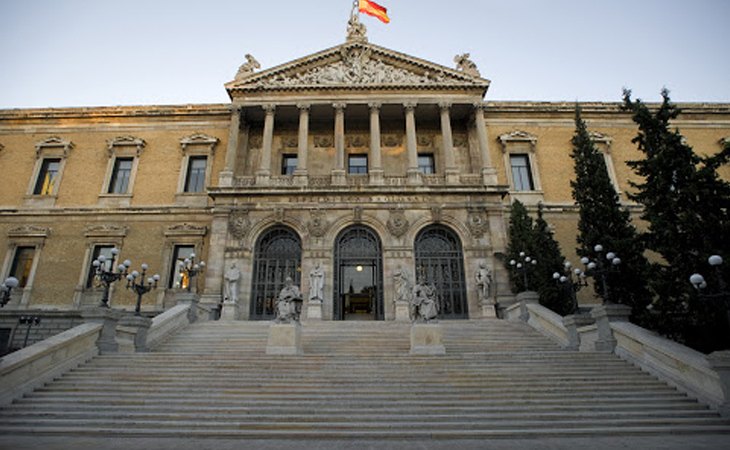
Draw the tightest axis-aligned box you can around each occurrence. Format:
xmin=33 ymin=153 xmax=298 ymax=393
xmin=1 ymin=28 xmax=729 ymax=324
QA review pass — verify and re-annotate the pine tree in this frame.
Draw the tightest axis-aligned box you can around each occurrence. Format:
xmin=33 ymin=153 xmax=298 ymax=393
xmin=570 ymin=106 xmax=651 ymax=322
xmin=533 ymin=203 xmax=572 ymax=315
xmin=623 ymin=89 xmax=730 ymax=351
xmin=504 ymin=199 xmax=537 ymax=293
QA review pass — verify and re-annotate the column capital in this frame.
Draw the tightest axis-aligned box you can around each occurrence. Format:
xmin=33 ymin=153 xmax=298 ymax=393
xmin=473 ymin=102 xmax=487 ymax=112
xmin=368 ymin=102 xmax=382 ymax=111
xmin=296 ymin=103 xmax=311 ymax=112
xmin=333 ymin=102 xmax=347 ymax=111
xmin=262 ymin=104 xmax=276 ymax=114
xmin=438 ymin=102 xmax=452 ymax=112
xmin=403 ymin=102 xmax=417 ymax=111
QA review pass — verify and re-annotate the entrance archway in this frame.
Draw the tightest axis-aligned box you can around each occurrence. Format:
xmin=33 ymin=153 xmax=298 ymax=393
xmin=414 ymin=225 xmax=468 ymax=319
xmin=250 ymin=226 xmax=301 ymax=320
xmin=333 ymin=225 xmax=384 ymax=321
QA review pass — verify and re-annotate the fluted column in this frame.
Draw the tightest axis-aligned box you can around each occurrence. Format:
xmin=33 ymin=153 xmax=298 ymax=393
xmin=220 ymin=106 xmax=241 ymax=187
xmin=332 ymin=103 xmax=347 ymax=185
xmin=439 ymin=102 xmax=460 ymax=184
xmin=404 ymin=102 xmax=421 ymax=185
xmin=473 ymin=103 xmax=498 ymax=185
xmin=368 ymin=102 xmax=384 ymax=185
xmin=256 ymin=104 xmax=275 ymax=185
xmin=294 ymin=103 xmax=309 ymax=186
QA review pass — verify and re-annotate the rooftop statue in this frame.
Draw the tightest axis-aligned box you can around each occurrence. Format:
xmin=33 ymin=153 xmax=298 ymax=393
xmin=346 ymin=1 xmax=368 ymax=42
xmin=235 ymin=54 xmax=261 ymax=80
xmin=454 ymin=53 xmax=480 ymax=77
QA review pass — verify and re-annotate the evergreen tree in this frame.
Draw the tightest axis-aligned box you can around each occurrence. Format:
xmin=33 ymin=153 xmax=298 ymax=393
xmin=570 ymin=106 xmax=651 ymax=322
xmin=623 ymin=89 xmax=730 ymax=351
xmin=533 ymin=203 xmax=572 ymax=315
xmin=504 ymin=199 xmax=537 ymax=293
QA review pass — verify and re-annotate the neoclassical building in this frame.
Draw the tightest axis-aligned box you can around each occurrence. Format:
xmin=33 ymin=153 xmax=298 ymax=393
xmin=1 ymin=23 xmax=729 ymax=324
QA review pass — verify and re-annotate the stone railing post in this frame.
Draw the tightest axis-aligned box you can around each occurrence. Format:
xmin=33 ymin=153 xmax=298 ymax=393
xmin=708 ymin=350 xmax=730 ymax=417
xmin=118 ymin=315 xmax=153 ymax=352
xmin=562 ymin=313 xmax=594 ymax=351
xmin=176 ymin=292 xmax=200 ymax=323
xmin=81 ymin=307 xmax=123 ymax=354
xmin=516 ymin=291 xmax=539 ymax=322
xmin=590 ymin=303 xmax=631 ymax=352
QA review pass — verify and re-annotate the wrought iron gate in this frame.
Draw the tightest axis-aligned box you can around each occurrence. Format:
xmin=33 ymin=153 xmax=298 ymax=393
xmin=333 ymin=226 xmax=384 ymax=320
xmin=414 ymin=225 xmax=468 ymax=319
xmin=250 ymin=226 xmax=301 ymax=320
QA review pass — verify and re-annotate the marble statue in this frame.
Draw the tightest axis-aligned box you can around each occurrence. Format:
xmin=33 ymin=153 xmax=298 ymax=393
xmin=275 ymin=276 xmax=303 ymax=323
xmin=235 ymin=54 xmax=260 ymax=80
xmin=393 ymin=266 xmax=413 ymax=304
xmin=224 ymin=263 xmax=241 ymax=303
xmin=410 ymin=276 xmax=439 ymax=323
xmin=454 ymin=53 xmax=480 ymax=77
xmin=309 ymin=263 xmax=325 ymax=302
xmin=475 ymin=261 xmax=493 ymax=303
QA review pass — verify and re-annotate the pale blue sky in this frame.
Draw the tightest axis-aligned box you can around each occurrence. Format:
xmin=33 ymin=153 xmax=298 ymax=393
xmin=0 ymin=0 xmax=728 ymax=108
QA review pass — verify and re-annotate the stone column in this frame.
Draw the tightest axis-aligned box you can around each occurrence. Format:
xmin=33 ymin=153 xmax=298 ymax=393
xmin=256 ymin=104 xmax=275 ymax=185
xmin=590 ymin=303 xmax=632 ymax=352
xmin=404 ymin=102 xmax=421 ymax=185
xmin=473 ymin=103 xmax=498 ymax=185
xmin=332 ymin=103 xmax=347 ymax=185
xmin=368 ymin=102 xmax=384 ymax=185
xmin=439 ymin=102 xmax=460 ymax=184
xmin=219 ymin=106 xmax=241 ymax=187
xmin=294 ymin=103 xmax=309 ymax=186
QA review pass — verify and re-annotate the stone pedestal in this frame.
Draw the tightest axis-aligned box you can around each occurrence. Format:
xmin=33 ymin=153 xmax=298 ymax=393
xmin=118 ymin=315 xmax=153 ymax=353
xmin=410 ymin=323 xmax=445 ymax=355
xmin=176 ymin=292 xmax=200 ymax=323
xmin=516 ymin=291 xmax=540 ymax=322
xmin=590 ymin=303 xmax=632 ymax=352
xmin=306 ymin=299 xmax=322 ymax=320
xmin=218 ymin=170 xmax=234 ymax=187
xmin=394 ymin=300 xmax=410 ymax=322
xmin=331 ymin=169 xmax=346 ymax=186
xmin=369 ymin=169 xmax=384 ymax=185
xmin=81 ymin=307 xmax=124 ymax=354
xmin=445 ymin=168 xmax=461 ymax=185
xmin=480 ymin=301 xmax=497 ymax=318
xmin=481 ymin=167 xmax=498 ymax=186
xmin=266 ymin=322 xmax=303 ymax=355
xmin=708 ymin=350 xmax=730 ymax=417
xmin=562 ymin=313 xmax=595 ymax=351
xmin=406 ymin=169 xmax=422 ymax=185
xmin=220 ymin=300 xmax=239 ymax=321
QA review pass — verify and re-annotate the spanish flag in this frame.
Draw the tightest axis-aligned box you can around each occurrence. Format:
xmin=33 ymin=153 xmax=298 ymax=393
xmin=359 ymin=0 xmax=390 ymax=24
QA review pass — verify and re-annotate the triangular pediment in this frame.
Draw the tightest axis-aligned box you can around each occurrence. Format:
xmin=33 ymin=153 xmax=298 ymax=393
xmin=225 ymin=41 xmax=490 ymax=97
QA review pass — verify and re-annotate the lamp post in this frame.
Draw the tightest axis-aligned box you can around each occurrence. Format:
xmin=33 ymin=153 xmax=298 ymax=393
xmin=178 ymin=253 xmax=205 ymax=293
xmin=92 ymin=248 xmax=130 ymax=308
xmin=126 ymin=263 xmax=160 ymax=316
xmin=1 ymin=277 xmax=19 ymax=308
xmin=18 ymin=315 xmax=41 ymax=348
xmin=581 ymin=244 xmax=621 ymax=304
xmin=553 ymin=260 xmax=588 ymax=313
xmin=690 ymin=254 xmax=729 ymax=329
xmin=509 ymin=252 xmax=537 ymax=291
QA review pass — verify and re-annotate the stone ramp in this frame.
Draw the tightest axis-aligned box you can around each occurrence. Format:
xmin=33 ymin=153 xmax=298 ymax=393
xmin=0 ymin=319 xmax=728 ymax=439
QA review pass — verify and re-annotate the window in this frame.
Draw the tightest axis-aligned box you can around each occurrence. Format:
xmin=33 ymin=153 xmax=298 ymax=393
xmin=184 ymin=156 xmax=207 ymax=192
xmin=33 ymin=159 xmax=61 ymax=195
xmin=108 ymin=158 xmax=133 ymax=194
xmin=510 ymin=154 xmax=534 ymax=191
xmin=85 ymin=245 xmax=115 ymax=288
xmin=169 ymin=245 xmax=195 ymax=289
xmin=281 ymin=154 xmax=298 ymax=175
xmin=348 ymin=155 xmax=368 ymax=174
xmin=418 ymin=154 xmax=435 ymax=174
xmin=9 ymin=246 xmax=35 ymax=288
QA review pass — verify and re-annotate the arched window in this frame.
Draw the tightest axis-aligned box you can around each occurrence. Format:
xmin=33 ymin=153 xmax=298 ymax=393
xmin=250 ymin=226 xmax=301 ymax=320
xmin=333 ymin=226 xmax=384 ymax=321
xmin=414 ymin=225 xmax=468 ymax=319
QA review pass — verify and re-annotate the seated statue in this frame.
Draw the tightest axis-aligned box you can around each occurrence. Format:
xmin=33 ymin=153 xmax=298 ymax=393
xmin=275 ymin=276 xmax=303 ymax=324
xmin=410 ymin=276 xmax=439 ymax=323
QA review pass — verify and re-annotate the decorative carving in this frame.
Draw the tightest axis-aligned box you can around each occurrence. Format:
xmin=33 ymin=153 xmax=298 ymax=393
xmin=83 ymin=224 xmax=128 ymax=238
xmin=381 ymin=134 xmax=402 ymax=147
xmin=346 ymin=135 xmax=367 ymax=148
xmin=235 ymin=54 xmax=261 ymax=80
xmin=589 ymin=131 xmax=613 ymax=146
xmin=498 ymin=130 xmax=538 ymax=151
xmin=306 ymin=209 xmax=328 ymax=238
xmin=107 ymin=136 xmax=146 ymax=158
xmin=165 ymin=223 xmax=207 ymax=237
xmin=354 ymin=206 xmax=363 ymax=222
xmin=262 ymin=104 xmax=276 ymax=114
xmin=453 ymin=134 xmax=468 ymax=148
xmin=467 ymin=209 xmax=488 ymax=238
xmin=430 ymin=206 xmax=442 ymax=223
xmin=35 ymin=136 xmax=73 ymax=159
xmin=403 ymin=102 xmax=417 ymax=111
xmin=180 ymin=133 xmax=219 ymax=154
xmin=417 ymin=134 xmax=433 ymax=147
xmin=368 ymin=102 xmax=381 ymax=111
xmin=314 ymin=135 xmax=334 ymax=148
xmin=387 ymin=209 xmax=409 ymax=238
xmin=281 ymin=136 xmax=298 ymax=148
xmin=454 ymin=53 xmax=480 ymax=77
xmin=228 ymin=210 xmax=251 ymax=241
xmin=275 ymin=208 xmax=285 ymax=223
xmin=8 ymin=225 xmax=50 ymax=238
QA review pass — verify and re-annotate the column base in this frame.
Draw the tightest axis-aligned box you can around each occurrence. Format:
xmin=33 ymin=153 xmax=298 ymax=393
xmin=331 ymin=169 xmax=346 ymax=186
xmin=369 ymin=169 xmax=385 ymax=185
xmin=266 ymin=322 xmax=303 ymax=355
xmin=481 ymin=167 xmax=498 ymax=186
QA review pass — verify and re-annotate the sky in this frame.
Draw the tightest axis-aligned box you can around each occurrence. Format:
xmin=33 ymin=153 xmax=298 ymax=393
xmin=0 ymin=0 xmax=728 ymax=109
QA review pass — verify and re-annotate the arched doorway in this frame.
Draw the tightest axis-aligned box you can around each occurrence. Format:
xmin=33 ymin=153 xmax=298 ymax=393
xmin=414 ymin=225 xmax=468 ymax=319
xmin=333 ymin=225 xmax=384 ymax=321
xmin=250 ymin=226 xmax=302 ymax=320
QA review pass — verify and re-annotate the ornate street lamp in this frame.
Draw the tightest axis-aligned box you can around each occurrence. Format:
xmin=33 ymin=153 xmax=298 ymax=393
xmin=509 ymin=252 xmax=538 ymax=291
xmin=690 ymin=254 xmax=729 ymax=327
xmin=553 ymin=260 xmax=588 ymax=313
xmin=1 ymin=277 xmax=19 ymax=308
xmin=92 ymin=248 xmax=130 ymax=307
xmin=178 ymin=253 xmax=205 ymax=293
xmin=581 ymin=244 xmax=621 ymax=304
xmin=126 ymin=263 xmax=160 ymax=316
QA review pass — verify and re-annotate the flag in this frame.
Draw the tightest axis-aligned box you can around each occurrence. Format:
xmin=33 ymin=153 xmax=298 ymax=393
xmin=359 ymin=0 xmax=390 ymax=24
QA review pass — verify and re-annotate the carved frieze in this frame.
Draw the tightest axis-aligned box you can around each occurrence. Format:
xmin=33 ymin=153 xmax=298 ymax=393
xmin=314 ymin=135 xmax=334 ymax=148
xmin=281 ymin=136 xmax=298 ymax=148
xmin=381 ymin=134 xmax=402 ymax=147
xmin=387 ymin=209 xmax=409 ymax=238
xmin=417 ymin=134 xmax=433 ymax=147
xmin=306 ymin=209 xmax=328 ymax=238
xmin=228 ymin=210 xmax=251 ymax=241
xmin=346 ymin=135 xmax=368 ymax=148
xmin=453 ymin=134 xmax=468 ymax=148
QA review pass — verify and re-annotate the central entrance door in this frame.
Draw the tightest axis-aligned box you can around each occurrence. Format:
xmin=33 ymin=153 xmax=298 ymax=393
xmin=333 ymin=226 xmax=383 ymax=320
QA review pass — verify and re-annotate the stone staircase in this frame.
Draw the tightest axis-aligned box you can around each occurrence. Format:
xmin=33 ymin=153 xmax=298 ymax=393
xmin=0 ymin=319 xmax=728 ymax=439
